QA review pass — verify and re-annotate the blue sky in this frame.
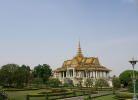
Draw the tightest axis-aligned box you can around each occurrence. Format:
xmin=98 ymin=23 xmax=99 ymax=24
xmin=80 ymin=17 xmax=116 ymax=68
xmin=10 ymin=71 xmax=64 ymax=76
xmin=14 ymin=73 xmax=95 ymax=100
xmin=0 ymin=0 xmax=138 ymax=76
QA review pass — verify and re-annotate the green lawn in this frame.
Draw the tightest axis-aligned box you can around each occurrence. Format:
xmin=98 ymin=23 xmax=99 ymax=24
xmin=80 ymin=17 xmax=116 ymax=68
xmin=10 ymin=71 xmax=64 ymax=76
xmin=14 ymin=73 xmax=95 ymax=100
xmin=6 ymin=89 xmax=48 ymax=100
xmin=95 ymin=95 xmax=117 ymax=100
xmin=6 ymin=88 xmax=115 ymax=100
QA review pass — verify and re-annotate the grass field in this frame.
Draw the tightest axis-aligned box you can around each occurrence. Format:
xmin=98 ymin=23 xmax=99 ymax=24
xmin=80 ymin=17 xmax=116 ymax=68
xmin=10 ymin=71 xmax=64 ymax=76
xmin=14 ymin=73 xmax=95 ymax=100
xmin=95 ymin=95 xmax=117 ymax=100
xmin=6 ymin=89 xmax=115 ymax=100
xmin=6 ymin=89 xmax=47 ymax=100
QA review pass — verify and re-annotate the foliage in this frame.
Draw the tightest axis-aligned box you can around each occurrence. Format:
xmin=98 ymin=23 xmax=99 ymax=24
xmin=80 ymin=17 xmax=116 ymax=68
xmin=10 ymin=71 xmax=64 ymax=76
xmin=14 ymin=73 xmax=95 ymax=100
xmin=0 ymin=64 xmax=31 ymax=88
xmin=32 ymin=78 xmax=43 ymax=87
xmin=115 ymin=92 xmax=138 ymax=99
xmin=47 ymin=78 xmax=61 ymax=87
xmin=119 ymin=70 xmax=138 ymax=87
xmin=128 ymin=79 xmax=138 ymax=93
xmin=112 ymin=76 xmax=121 ymax=90
xmin=84 ymin=95 xmax=92 ymax=100
xmin=76 ymin=78 xmax=83 ymax=88
xmin=95 ymin=78 xmax=109 ymax=89
xmin=20 ymin=65 xmax=31 ymax=85
xmin=33 ymin=64 xmax=52 ymax=84
xmin=0 ymin=64 xmax=20 ymax=87
xmin=63 ymin=78 xmax=74 ymax=87
xmin=84 ymin=78 xmax=94 ymax=87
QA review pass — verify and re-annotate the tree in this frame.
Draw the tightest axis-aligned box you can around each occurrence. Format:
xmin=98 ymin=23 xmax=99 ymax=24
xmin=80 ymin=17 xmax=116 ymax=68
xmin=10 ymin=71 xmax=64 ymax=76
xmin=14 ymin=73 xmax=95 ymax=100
xmin=20 ymin=65 xmax=31 ymax=86
xmin=33 ymin=64 xmax=52 ymax=84
xmin=128 ymin=79 xmax=138 ymax=93
xmin=95 ymin=78 xmax=109 ymax=89
xmin=0 ymin=64 xmax=31 ymax=88
xmin=0 ymin=64 xmax=20 ymax=87
xmin=112 ymin=76 xmax=121 ymax=90
xmin=14 ymin=65 xmax=31 ymax=88
xmin=32 ymin=78 xmax=43 ymax=87
xmin=119 ymin=70 xmax=138 ymax=87
xmin=47 ymin=78 xmax=61 ymax=87
xmin=85 ymin=78 xmax=94 ymax=87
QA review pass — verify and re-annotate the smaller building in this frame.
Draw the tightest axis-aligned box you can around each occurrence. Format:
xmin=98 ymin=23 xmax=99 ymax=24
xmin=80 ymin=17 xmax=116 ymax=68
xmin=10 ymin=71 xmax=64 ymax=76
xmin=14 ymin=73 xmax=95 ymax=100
xmin=54 ymin=42 xmax=111 ymax=86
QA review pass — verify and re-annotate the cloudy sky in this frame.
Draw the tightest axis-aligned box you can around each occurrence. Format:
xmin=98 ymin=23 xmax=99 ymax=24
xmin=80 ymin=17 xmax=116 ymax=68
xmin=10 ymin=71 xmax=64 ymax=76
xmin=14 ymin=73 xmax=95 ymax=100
xmin=0 ymin=0 xmax=138 ymax=76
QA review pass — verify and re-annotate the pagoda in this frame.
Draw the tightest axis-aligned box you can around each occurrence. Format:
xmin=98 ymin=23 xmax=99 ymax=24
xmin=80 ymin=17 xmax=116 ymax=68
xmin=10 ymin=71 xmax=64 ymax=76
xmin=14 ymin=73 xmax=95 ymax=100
xmin=54 ymin=42 xmax=111 ymax=85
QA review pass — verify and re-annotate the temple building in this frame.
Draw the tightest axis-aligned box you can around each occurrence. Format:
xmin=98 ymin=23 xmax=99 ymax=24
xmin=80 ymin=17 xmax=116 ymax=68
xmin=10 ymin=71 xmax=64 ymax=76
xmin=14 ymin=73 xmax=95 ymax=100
xmin=54 ymin=42 xmax=111 ymax=86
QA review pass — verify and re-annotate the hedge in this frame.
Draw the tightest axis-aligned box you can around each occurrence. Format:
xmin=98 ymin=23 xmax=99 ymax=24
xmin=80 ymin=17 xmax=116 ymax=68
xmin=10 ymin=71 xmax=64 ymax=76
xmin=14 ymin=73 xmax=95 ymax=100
xmin=115 ymin=92 xmax=138 ymax=99
xmin=4 ymin=88 xmax=40 ymax=91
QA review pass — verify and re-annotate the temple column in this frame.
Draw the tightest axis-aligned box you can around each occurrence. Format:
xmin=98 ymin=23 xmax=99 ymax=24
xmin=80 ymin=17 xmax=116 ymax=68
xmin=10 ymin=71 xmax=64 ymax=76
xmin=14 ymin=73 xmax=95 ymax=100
xmin=73 ymin=68 xmax=75 ymax=77
xmin=103 ymin=71 xmax=105 ymax=78
xmin=92 ymin=71 xmax=94 ymax=78
xmin=60 ymin=72 xmax=62 ymax=78
xmin=98 ymin=71 xmax=100 ymax=78
xmin=94 ymin=71 xmax=95 ymax=78
xmin=104 ymin=72 xmax=106 ymax=78
xmin=99 ymin=71 xmax=101 ymax=78
xmin=95 ymin=71 xmax=97 ymax=78
xmin=69 ymin=70 xmax=70 ymax=77
xmin=92 ymin=71 xmax=93 ymax=78
xmin=86 ymin=71 xmax=87 ymax=78
xmin=106 ymin=72 xmax=109 ymax=78
xmin=97 ymin=71 xmax=99 ymax=78
xmin=89 ymin=71 xmax=90 ymax=78
xmin=96 ymin=71 xmax=98 ymax=78
xmin=91 ymin=71 xmax=93 ymax=77
xmin=66 ymin=70 xmax=68 ymax=78
xmin=101 ymin=71 xmax=103 ymax=78
xmin=63 ymin=72 xmax=64 ymax=78
xmin=90 ymin=72 xmax=92 ymax=78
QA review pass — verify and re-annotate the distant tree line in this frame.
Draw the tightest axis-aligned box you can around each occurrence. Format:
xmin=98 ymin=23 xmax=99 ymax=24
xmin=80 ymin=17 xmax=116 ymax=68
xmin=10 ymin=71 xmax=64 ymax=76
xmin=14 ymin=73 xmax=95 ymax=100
xmin=0 ymin=63 xmax=53 ymax=88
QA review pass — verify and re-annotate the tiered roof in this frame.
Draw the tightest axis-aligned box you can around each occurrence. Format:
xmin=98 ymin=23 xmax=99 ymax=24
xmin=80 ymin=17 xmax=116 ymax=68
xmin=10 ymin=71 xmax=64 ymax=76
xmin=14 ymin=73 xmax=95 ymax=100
xmin=56 ymin=42 xmax=111 ymax=72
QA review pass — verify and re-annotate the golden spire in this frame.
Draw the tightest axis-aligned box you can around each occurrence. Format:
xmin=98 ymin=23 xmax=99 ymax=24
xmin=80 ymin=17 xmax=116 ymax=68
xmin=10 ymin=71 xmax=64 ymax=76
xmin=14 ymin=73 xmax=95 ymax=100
xmin=76 ymin=41 xmax=83 ymax=57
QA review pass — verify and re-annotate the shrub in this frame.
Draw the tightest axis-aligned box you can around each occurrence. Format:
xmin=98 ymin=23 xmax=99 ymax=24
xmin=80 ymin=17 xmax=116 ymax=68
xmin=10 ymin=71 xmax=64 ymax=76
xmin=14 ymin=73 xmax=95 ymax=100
xmin=84 ymin=95 xmax=92 ymax=100
xmin=115 ymin=92 xmax=138 ymax=99
xmin=95 ymin=78 xmax=109 ymax=89
xmin=84 ymin=78 xmax=94 ymax=87
xmin=51 ymin=88 xmax=67 ymax=93
xmin=64 ymin=78 xmax=74 ymax=87
xmin=112 ymin=77 xmax=121 ymax=89
xmin=47 ymin=78 xmax=61 ymax=88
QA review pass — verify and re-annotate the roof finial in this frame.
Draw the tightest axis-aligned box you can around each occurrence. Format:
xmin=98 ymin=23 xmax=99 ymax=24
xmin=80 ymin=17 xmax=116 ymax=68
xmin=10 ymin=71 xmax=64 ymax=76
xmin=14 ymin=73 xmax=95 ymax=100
xmin=77 ymin=41 xmax=83 ymax=57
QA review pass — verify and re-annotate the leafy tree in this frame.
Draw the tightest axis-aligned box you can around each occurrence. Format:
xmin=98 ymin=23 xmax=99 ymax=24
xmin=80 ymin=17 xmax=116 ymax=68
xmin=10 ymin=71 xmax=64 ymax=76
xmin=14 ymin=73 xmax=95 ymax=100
xmin=95 ymin=78 xmax=109 ymax=89
xmin=0 ymin=64 xmax=19 ymax=87
xmin=47 ymin=78 xmax=61 ymax=87
xmin=119 ymin=70 xmax=138 ymax=87
xmin=33 ymin=64 xmax=52 ymax=84
xmin=0 ymin=64 xmax=31 ymax=88
xmin=32 ymin=78 xmax=43 ymax=87
xmin=128 ymin=79 xmax=138 ymax=93
xmin=20 ymin=65 xmax=31 ymax=85
xmin=14 ymin=65 xmax=30 ymax=88
xmin=85 ymin=78 xmax=94 ymax=87
xmin=112 ymin=76 xmax=121 ymax=90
